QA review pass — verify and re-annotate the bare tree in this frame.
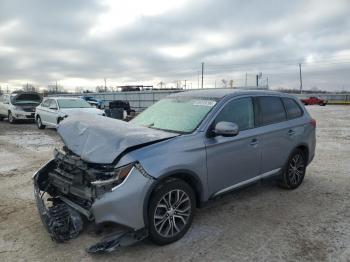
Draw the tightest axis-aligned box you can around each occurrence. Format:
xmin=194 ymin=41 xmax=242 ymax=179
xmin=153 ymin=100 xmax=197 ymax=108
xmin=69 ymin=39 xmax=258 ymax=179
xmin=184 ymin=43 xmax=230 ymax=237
xmin=47 ymin=84 xmax=65 ymax=94
xmin=22 ymin=83 xmax=37 ymax=92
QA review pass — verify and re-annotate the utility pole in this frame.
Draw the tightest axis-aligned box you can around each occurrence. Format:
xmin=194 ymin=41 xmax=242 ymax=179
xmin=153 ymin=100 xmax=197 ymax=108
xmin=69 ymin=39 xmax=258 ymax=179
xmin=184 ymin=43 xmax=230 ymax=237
xmin=55 ymin=80 xmax=58 ymax=93
xmin=201 ymin=62 xmax=204 ymax=89
xmin=299 ymin=63 xmax=303 ymax=94
xmin=104 ymin=78 xmax=107 ymax=92
xmin=184 ymin=80 xmax=187 ymax=90
xmin=267 ymin=76 xmax=269 ymax=88
xmin=256 ymin=75 xmax=259 ymax=87
xmin=245 ymin=73 xmax=247 ymax=86
xmin=197 ymin=71 xmax=200 ymax=89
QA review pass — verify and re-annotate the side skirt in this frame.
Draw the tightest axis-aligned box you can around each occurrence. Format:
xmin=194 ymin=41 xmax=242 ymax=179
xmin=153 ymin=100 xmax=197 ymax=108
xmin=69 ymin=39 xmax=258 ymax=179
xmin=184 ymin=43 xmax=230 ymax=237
xmin=212 ymin=168 xmax=281 ymax=197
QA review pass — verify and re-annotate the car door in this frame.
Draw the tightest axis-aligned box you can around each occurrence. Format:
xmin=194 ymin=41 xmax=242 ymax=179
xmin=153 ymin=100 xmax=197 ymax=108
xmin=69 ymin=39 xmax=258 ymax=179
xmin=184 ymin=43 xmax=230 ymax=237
xmin=0 ymin=95 xmax=5 ymax=116
xmin=47 ymin=99 xmax=59 ymax=125
xmin=204 ymin=97 xmax=261 ymax=196
xmin=0 ymin=95 xmax=9 ymax=116
xmin=38 ymin=99 xmax=51 ymax=124
xmin=255 ymin=96 xmax=295 ymax=174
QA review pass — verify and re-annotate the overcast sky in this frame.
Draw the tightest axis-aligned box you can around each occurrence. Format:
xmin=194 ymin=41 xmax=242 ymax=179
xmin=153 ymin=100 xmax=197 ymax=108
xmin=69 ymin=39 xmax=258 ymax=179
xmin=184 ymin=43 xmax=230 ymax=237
xmin=0 ymin=0 xmax=349 ymax=91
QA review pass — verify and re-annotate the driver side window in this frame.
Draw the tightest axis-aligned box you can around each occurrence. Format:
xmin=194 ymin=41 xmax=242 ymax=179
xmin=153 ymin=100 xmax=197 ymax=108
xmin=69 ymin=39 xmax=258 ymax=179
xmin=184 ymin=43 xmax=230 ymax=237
xmin=215 ymin=97 xmax=254 ymax=131
xmin=42 ymin=99 xmax=50 ymax=107
xmin=49 ymin=100 xmax=58 ymax=110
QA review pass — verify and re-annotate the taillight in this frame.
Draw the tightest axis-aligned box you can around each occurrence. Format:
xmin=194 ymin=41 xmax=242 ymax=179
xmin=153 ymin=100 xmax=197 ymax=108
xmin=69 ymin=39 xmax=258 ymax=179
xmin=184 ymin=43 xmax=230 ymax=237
xmin=310 ymin=119 xmax=316 ymax=128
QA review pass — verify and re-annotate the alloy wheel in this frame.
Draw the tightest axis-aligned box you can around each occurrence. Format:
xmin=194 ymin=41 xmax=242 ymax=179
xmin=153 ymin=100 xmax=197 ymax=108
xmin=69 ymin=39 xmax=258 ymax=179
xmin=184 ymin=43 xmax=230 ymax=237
xmin=153 ymin=189 xmax=191 ymax=238
xmin=37 ymin=117 xmax=42 ymax=128
xmin=8 ymin=112 xmax=14 ymax=123
xmin=288 ymin=154 xmax=305 ymax=186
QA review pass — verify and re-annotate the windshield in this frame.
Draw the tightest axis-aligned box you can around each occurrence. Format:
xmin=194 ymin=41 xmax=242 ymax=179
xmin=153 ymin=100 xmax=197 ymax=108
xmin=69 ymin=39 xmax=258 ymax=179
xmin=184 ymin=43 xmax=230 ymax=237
xmin=11 ymin=93 xmax=42 ymax=105
xmin=57 ymin=99 xmax=92 ymax=108
xmin=131 ymin=97 xmax=217 ymax=133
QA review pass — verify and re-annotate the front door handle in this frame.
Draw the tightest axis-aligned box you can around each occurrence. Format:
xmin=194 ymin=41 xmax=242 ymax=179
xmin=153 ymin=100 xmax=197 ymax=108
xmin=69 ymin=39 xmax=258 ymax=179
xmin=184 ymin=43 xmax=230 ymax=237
xmin=250 ymin=138 xmax=259 ymax=146
xmin=288 ymin=130 xmax=296 ymax=136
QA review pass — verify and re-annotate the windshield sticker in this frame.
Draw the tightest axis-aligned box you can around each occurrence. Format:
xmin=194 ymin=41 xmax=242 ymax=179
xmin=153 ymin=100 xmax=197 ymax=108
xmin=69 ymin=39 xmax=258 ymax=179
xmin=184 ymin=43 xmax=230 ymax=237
xmin=191 ymin=100 xmax=216 ymax=107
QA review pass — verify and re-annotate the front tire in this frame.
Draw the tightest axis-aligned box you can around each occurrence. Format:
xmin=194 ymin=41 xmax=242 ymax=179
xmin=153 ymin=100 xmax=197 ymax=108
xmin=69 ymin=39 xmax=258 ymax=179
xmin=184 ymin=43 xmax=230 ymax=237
xmin=8 ymin=112 xmax=16 ymax=124
xmin=148 ymin=178 xmax=195 ymax=245
xmin=278 ymin=149 xmax=306 ymax=189
xmin=36 ymin=116 xmax=45 ymax=129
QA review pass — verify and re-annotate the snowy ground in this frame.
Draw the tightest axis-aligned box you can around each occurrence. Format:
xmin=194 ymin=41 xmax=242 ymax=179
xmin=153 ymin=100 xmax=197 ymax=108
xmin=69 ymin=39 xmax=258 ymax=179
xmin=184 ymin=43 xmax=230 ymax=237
xmin=0 ymin=106 xmax=350 ymax=261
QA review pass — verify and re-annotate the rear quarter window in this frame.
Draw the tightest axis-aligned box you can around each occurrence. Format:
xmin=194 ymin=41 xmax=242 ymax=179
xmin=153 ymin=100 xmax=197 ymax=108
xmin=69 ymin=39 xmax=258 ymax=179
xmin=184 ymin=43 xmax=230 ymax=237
xmin=258 ymin=96 xmax=287 ymax=126
xmin=282 ymin=98 xmax=303 ymax=119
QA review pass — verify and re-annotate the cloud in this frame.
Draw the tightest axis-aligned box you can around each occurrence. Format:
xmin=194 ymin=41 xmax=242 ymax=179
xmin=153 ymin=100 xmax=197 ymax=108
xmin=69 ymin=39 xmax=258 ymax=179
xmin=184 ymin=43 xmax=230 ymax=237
xmin=0 ymin=0 xmax=349 ymax=91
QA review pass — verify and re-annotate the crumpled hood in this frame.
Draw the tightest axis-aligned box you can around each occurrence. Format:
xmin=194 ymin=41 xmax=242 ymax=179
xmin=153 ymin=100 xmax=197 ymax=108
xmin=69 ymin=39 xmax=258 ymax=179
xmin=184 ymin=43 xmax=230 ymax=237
xmin=57 ymin=114 xmax=178 ymax=164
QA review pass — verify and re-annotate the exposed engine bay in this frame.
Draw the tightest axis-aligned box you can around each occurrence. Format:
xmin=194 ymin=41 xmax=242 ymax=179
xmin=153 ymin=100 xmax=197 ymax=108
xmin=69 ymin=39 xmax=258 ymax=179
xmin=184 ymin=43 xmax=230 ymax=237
xmin=33 ymin=146 xmax=153 ymax=253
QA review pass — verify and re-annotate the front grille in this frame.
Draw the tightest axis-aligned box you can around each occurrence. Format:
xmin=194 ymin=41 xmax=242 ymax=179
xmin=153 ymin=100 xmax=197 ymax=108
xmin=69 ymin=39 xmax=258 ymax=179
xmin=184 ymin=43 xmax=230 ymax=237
xmin=22 ymin=107 xmax=35 ymax=112
xmin=50 ymin=149 xmax=115 ymax=202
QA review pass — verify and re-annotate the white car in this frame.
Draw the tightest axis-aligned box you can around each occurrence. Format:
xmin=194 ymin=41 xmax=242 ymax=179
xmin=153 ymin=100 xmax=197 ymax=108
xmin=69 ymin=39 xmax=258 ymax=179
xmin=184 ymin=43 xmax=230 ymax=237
xmin=35 ymin=97 xmax=105 ymax=129
xmin=0 ymin=92 xmax=42 ymax=123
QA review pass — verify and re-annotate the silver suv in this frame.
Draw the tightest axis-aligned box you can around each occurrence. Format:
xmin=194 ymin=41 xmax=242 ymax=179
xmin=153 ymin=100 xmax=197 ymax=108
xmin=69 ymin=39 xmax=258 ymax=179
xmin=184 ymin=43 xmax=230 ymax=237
xmin=33 ymin=89 xmax=316 ymax=252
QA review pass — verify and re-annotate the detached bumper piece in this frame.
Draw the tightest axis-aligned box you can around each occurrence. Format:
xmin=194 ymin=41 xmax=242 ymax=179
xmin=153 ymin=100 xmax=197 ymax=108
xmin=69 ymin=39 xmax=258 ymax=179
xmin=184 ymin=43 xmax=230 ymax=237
xmin=86 ymin=229 xmax=148 ymax=254
xmin=34 ymin=183 xmax=83 ymax=242
xmin=46 ymin=203 xmax=83 ymax=242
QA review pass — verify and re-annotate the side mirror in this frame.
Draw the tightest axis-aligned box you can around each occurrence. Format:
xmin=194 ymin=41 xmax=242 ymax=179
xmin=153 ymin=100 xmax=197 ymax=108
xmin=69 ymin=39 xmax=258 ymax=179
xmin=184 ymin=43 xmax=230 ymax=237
xmin=214 ymin=121 xmax=239 ymax=137
xmin=49 ymin=106 xmax=58 ymax=110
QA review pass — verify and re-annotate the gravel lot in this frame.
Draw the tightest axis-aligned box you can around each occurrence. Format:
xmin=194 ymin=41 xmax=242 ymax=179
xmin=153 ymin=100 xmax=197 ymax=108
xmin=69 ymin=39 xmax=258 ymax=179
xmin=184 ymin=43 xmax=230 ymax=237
xmin=0 ymin=105 xmax=349 ymax=262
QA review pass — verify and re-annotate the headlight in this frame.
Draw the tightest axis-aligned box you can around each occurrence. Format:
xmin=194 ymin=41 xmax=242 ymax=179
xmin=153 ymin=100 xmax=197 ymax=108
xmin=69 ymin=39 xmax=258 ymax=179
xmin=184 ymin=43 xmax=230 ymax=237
xmin=91 ymin=163 xmax=134 ymax=190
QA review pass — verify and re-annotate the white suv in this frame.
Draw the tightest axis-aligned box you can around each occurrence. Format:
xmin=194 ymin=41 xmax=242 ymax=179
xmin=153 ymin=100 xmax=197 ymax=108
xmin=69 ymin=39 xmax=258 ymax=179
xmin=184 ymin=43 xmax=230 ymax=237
xmin=35 ymin=97 xmax=105 ymax=129
xmin=0 ymin=92 xmax=42 ymax=123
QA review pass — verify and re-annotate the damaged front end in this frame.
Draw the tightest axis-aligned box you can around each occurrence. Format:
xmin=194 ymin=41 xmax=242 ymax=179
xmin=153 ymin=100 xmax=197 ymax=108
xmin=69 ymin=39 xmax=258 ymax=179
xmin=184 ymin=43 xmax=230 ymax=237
xmin=33 ymin=147 xmax=155 ymax=253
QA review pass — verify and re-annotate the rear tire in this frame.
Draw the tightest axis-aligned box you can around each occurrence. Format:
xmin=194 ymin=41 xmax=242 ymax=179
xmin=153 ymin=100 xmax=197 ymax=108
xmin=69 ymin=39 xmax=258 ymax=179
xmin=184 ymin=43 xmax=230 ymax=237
xmin=8 ymin=112 xmax=16 ymax=124
xmin=148 ymin=178 xmax=195 ymax=245
xmin=278 ymin=149 xmax=306 ymax=189
xmin=0 ymin=116 xmax=3 ymax=121
xmin=36 ymin=116 xmax=45 ymax=129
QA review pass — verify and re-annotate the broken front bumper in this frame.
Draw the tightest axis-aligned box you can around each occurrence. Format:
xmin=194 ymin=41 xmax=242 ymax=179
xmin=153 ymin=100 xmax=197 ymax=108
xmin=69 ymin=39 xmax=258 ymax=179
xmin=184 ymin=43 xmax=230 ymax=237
xmin=33 ymin=159 xmax=155 ymax=251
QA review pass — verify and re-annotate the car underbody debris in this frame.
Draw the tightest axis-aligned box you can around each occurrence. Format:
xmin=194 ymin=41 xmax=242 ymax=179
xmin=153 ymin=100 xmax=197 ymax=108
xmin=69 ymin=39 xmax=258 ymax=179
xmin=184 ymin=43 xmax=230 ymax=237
xmin=86 ymin=229 xmax=148 ymax=254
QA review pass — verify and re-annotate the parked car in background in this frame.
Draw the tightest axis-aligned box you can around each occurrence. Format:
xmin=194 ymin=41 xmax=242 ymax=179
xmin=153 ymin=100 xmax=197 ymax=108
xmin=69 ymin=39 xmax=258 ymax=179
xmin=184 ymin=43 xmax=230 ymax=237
xmin=301 ymin=96 xmax=327 ymax=106
xmin=33 ymin=89 xmax=316 ymax=252
xmin=35 ymin=97 xmax=105 ymax=129
xmin=79 ymin=96 xmax=103 ymax=108
xmin=0 ymin=92 xmax=42 ymax=123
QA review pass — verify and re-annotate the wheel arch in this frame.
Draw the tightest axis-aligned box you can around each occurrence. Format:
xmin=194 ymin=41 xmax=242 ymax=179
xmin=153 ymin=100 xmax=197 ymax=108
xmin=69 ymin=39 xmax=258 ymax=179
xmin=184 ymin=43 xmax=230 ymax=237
xmin=142 ymin=169 xmax=204 ymax=228
xmin=295 ymin=143 xmax=309 ymax=163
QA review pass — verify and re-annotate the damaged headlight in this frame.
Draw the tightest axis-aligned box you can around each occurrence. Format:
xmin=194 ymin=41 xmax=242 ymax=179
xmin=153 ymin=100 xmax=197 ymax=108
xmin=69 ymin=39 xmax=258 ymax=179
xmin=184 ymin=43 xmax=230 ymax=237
xmin=91 ymin=163 xmax=134 ymax=191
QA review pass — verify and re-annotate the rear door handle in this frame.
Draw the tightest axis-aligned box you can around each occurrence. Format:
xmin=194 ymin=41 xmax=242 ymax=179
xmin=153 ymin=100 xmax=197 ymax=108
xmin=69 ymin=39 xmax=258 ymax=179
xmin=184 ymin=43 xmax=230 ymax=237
xmin=288 ymin=130 xmax=296 ymax=136
xmin=250 ymin=138 xmax=259 ymax=146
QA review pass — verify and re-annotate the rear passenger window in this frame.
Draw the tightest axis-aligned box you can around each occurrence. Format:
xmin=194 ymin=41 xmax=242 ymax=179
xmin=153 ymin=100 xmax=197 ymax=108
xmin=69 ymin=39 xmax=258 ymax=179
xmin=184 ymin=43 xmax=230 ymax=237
xmin=258 ymin=96 xmax=286 ymax=125
xmin=282 ymin=98 xmax=303 ymax=119
xmin=215 ymin=97 xmax=254 ymax=131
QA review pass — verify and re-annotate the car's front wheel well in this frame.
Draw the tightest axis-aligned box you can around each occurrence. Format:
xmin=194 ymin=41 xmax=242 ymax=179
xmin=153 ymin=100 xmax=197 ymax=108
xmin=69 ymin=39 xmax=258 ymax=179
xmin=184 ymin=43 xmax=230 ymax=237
xmin=143 ymin=172 xmax=202 ymax=228
xmin=164 ymin=173 xmax=202 ymax=208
